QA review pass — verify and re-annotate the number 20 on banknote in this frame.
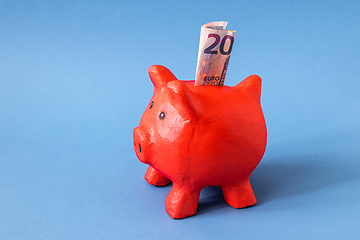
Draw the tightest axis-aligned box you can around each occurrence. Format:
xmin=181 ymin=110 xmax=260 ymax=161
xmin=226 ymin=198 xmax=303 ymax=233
xmin=204 ymin=34 xmax=234 ymax=55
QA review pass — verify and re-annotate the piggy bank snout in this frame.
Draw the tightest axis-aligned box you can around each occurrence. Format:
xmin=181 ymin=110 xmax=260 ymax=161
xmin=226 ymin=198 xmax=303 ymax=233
xmin=133 ymin=127 xmax=147 ymax=163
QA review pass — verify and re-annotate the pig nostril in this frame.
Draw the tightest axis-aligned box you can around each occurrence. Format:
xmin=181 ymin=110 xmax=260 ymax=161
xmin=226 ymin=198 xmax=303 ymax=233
xmin=139 ymin=143 xmax=141 ymax=153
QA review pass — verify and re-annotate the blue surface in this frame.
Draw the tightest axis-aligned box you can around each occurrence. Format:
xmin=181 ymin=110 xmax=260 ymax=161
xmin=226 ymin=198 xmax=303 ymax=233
xmin=1 ymin=0 xmax=359 ymax=239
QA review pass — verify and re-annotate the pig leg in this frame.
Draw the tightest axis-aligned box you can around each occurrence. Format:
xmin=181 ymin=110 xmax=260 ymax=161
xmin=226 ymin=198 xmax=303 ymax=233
xmin=222 ymin=180 xmax=257 ymax=208
xmin=165 ymin=184 xmax=201 ymax=219
xmin=144 ymin=166 xmax=171 ymax=186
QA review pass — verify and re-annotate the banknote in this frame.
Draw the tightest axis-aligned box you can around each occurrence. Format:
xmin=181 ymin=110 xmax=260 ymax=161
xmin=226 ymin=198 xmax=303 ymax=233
xmin=195 ymin=21 xmax=236 ymax=86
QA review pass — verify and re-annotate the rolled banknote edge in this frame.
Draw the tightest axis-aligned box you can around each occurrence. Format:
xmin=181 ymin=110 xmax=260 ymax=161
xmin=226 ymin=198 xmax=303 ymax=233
xmin=202 ymin=21 xmax=228 ymax=30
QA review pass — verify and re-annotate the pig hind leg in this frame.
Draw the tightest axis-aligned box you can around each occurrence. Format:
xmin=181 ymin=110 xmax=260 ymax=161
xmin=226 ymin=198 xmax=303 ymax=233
xmin=144 ymin=166 xmax=171 ymax=186
xmin=222 ymin=180 xmax=257 ymax=208
xmin=165 ymin=184 xmax=201 ymax=219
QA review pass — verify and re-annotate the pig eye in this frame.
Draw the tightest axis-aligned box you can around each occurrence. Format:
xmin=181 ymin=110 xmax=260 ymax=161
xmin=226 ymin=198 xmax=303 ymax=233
xmin=159 ymin=112 xmax=165 ymax=120
xmin=149 ymin=101 xmax=154 ymax=109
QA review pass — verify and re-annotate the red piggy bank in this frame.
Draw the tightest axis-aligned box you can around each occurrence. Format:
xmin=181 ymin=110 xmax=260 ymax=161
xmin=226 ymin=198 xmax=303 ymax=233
xmin=133 ymin=65 xmax=267 ymax=219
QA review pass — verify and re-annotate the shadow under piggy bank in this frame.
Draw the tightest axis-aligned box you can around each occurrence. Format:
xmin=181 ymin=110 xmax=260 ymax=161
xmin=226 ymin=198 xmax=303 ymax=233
xmin=196 ymin=151 xmax=358 ymax=216
xmin=251 ymin=153 xmax=357 ymax=205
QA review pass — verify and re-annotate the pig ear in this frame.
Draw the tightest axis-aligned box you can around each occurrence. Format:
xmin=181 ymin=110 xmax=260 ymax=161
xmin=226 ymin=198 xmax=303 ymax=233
xmin=167 ymin=80 xmax=198 ymax=118
xmin=167 ymin=80 xmax=187 ymax=95
xmin=235 ymin=75 xmax=262 ymax=102
xmin=148 ymin=65 xmax=178 ymax=88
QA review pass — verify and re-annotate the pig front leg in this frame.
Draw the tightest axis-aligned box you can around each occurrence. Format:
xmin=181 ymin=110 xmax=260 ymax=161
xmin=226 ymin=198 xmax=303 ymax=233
xmin=165 ymin=184 xmax=201 ymax=219
xmin=144 ymin=166 xmax=171 ymax=186
xmin=222 ymin=179 xmax=257 ymax=208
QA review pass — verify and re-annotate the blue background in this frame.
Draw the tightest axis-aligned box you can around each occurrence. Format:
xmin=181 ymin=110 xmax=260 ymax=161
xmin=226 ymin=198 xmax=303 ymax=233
xmin=1 ymin=0 xmax=359 ymax=239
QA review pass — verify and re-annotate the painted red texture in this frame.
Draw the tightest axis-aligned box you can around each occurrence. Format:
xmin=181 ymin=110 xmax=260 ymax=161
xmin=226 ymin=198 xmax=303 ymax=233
xmin=133 ymin=65 xmax=267 ymax=219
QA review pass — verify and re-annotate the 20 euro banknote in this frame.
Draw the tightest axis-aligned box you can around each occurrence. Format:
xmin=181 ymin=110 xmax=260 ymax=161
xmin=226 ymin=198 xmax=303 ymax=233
xmin=195 ymin=21 xmax=236 ymax=86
